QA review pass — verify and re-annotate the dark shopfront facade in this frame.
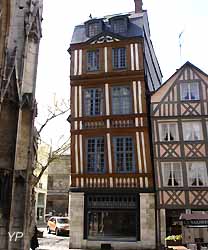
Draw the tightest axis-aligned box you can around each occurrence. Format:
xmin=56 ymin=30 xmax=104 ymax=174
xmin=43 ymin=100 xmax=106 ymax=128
xmin=84 ymin=193 xmax=139 ymax=241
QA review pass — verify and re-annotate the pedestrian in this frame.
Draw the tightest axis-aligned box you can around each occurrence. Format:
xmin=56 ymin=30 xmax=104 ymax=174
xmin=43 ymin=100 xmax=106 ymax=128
xmin=30 ymin=225 xmax=39 ymax=250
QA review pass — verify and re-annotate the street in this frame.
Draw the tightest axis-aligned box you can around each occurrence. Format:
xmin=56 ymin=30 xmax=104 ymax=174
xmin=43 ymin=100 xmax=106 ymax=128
xmin=38 ymin=227 xmax=69 ymax=250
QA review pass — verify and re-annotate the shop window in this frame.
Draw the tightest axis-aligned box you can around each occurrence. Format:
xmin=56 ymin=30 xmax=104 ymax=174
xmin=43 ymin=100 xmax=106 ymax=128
xmin=111 ymin=86 xmax=132 ymax=114
xmin=113 ymin=136 xmax=135 ymax=173
xmin=162 ymin=162 xmax=183 ymax=187
xmin=86 ymin=137 xmax=105 ymax=173
xmin=112 ymin=47 xmax=126 ymax=69
xmin=182 ymin=121 xmax=203 ymax=141
xmin=187 ymin=162 xmax=208 ymax=187
xmin=180 ymin=82 xmax=199 ymax=101
xmin=86 ymin=194 xmax=138 ymax=240
xmin=159 ymin=123 xmax=179 ymax=141
xmin=84 ymin=88 xmax=104 ymax=116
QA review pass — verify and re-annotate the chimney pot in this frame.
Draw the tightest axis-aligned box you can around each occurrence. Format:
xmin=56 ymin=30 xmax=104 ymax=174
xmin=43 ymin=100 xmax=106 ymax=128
xmin=134 ymin=0 xmax=143 ymax=13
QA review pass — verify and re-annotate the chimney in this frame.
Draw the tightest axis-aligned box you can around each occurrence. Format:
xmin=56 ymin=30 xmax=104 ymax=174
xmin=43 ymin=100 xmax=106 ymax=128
xmin=134 ymin=0 xmax=143 ymax=13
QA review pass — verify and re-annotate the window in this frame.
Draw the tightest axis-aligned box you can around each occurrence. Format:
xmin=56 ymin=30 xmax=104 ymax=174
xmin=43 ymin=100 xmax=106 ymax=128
xmin=182 ymin=121 xmax=203 ymax=141
xmin=48 ymin=176 xmax=53 ymax=189
xmin=86 ymin=194 xmax=138 ymax=240
xmin=112 ymin=19 xmax=126 ymax=33
xmin=162 ymin=162 xmax=183 ymax=187
xmin=87 ymin=50 xmax=99 ymax=71
xmin=159 ymin=123 xmax=178 ymax=141
xmin=112 ymin=86 xmax=132 ymax=114
xmin=88 ymin=22 xmax=101 ymax=37
xmin=86 ymin=137 xmax=105 ymax=173
xmin=112 ymin=47 xmax=126 ymax=69
xmin=180 ymin=82 xmax=199 ymax=101
xmin=187 ymin=162 xmax=208 ymax=187
xmin=113 ymin=136 xmax=135 ymax=173
xmin=84 ymin=88 xmax=104 ymax=116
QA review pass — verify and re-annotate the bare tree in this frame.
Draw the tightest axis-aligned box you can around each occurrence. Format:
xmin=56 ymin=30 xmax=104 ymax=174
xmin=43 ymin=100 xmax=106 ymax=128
xmin=27 ymin=97 xmax=70 ymax=237
xmin=33 ymin=97 xmax=70 ymax=187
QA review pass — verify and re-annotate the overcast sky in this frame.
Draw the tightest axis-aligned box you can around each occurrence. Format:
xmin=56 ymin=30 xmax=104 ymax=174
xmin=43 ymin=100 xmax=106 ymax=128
xmin=36 ymin=0 xmax=208 ymax=145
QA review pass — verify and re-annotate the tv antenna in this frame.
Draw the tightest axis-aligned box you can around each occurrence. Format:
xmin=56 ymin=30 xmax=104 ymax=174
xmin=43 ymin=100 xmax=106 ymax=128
xmin=179 ymin=30 xmax=184 ymax=65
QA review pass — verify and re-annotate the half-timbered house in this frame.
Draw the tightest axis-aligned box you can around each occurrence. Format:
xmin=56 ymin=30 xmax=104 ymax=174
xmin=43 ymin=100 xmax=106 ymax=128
xmin=69 ymin=1 xmax=162 ymax=249
xmin=151 ymin=62 xmax=208 ymax=245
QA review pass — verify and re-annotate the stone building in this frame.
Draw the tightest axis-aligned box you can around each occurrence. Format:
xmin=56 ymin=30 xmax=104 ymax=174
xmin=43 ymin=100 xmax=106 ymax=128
xmin=46 ymin=155 xmax=71 ymax=217
xmin=0 ymin=0 xmax=43 ymax=249
xmin=34 ymin=142 xmax=51 ymax=224
xmin=69 ymin=0 xmax=162 ymax=249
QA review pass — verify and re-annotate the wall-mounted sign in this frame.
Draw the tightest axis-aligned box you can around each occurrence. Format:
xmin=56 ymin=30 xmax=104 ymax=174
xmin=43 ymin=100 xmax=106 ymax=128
xmin=183 ymin=220 xmax=208 ymax=226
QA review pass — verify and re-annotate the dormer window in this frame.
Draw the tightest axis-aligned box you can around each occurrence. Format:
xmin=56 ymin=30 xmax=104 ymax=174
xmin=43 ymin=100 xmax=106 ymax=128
xmin=109 ymin=15 xmax=128 ymax=34
xmin=89 ymin=22 xmax=100 ymax=37
xmin=85 ymin=19 xmax=103 ymax=38
xmin=112 ymin=19 xmax=127 ymax=33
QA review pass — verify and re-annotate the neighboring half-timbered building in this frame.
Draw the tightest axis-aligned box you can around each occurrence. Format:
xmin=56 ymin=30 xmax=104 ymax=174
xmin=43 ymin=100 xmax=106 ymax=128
xmin=69 ymin=0 xmax=162 ymax=249
xmin=151 ymin=62 xmax=208 ymax=245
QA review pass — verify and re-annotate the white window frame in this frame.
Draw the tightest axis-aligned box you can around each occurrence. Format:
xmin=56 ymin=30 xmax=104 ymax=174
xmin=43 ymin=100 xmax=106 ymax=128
xmin=162 ymin=162 xmax=183 ymax=187
xmin=182 ymin=121 xmax=203 ymax=141
xmin=159 ymin=122 xmax=179 ymax=142
xmin=186 ymin=162 xmax=208 ymax=187
xmin=180 ymin=82 xmax=200 ymax=101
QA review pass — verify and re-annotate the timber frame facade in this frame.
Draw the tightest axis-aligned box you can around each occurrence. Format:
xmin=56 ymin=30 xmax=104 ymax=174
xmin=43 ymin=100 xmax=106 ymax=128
xmin=69 ymin=2 xmax=162 ymax=249
xmin=151 ymin=62 xmax=208 ymax=245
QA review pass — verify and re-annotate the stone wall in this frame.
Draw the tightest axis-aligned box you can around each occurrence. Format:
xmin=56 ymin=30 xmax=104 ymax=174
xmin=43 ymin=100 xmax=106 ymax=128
xmin=140 ymin=193 xmax=156 ymax=249
xmin=46 ymin=155 xmax=71 ymax=215
xmin=160 ymin=209 xmax=166 ymax=245
xmin=69 ymin=192 xmax=85 ymax=249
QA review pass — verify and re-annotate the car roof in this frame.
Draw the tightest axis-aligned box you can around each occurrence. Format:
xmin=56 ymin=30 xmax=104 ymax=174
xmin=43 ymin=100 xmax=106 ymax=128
xmin=49 ymin=216 xmax=69 ymax=220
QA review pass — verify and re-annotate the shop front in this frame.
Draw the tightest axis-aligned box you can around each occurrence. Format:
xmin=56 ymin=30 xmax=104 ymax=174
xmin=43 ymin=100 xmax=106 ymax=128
xmin=85 ymin=194 xmax=138 ymax=241
xmin=180 ymin=213 xmax=208 ymax=249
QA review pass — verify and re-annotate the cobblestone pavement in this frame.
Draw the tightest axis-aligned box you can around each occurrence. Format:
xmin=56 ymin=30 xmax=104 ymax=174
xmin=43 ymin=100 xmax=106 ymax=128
xmin=37 ymin=227 xmax=69 ymax=250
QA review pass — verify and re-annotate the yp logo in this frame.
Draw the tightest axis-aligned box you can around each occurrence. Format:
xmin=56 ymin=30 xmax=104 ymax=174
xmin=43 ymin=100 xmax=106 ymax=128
xmin=8 ymin=232 xmax=24 ymax=242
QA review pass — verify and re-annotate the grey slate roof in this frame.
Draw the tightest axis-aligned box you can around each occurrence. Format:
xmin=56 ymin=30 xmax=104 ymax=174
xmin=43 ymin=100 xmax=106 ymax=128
xmin=71 ymin=11 xmax=144 ymax=44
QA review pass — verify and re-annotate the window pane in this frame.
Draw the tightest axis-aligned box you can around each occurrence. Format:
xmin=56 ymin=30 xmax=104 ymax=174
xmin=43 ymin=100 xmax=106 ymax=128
xmin=84 ymin=88 xmax=103 ymax=116
xmin=87 ymin=50 xmax=99 ymax=71
xmin=181 ymin=83 xmax=189 ymax=100
xmin=112 ymin=86 xmax=131 ymax=114
xmin=190 ymin=82 xmax=199 ymax=100
xmin=87 ymin=137 xmax=105 ymax=173
xmin=180 ymin=82 xmax=200 ymax=100
xmin=112 ymin=19 xmax=126 ymax=33
xmin=112 ymin=48 xmax=126 ymax=69
xmin=113 ymin=137 xmax=135 ymax=173
xmin=89 ymin=23 xmax=100 ymax=37
xmin=169 ymin=124 xmax=177 ymax=140
xmin=162 ymin=162 xmax=183 ymax=187
xmin=182 ymin=122 xmax=202 ymax=141
xmin=88 ymin=211 xmax=136 ymax=239
xmin=187 ymin=162 xmax=207 ymax=187
xmin=159 ymin=123 xmax=178 ymax=141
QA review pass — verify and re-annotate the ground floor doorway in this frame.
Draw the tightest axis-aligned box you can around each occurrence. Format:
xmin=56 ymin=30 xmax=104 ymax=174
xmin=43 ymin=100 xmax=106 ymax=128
xmin=166 ymin=209 xmax=185 ymax=236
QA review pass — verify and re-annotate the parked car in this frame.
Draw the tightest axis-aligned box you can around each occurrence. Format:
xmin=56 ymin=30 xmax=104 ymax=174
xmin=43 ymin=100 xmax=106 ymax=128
xmin=47 ymin=217 xmax=70 ymax=236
